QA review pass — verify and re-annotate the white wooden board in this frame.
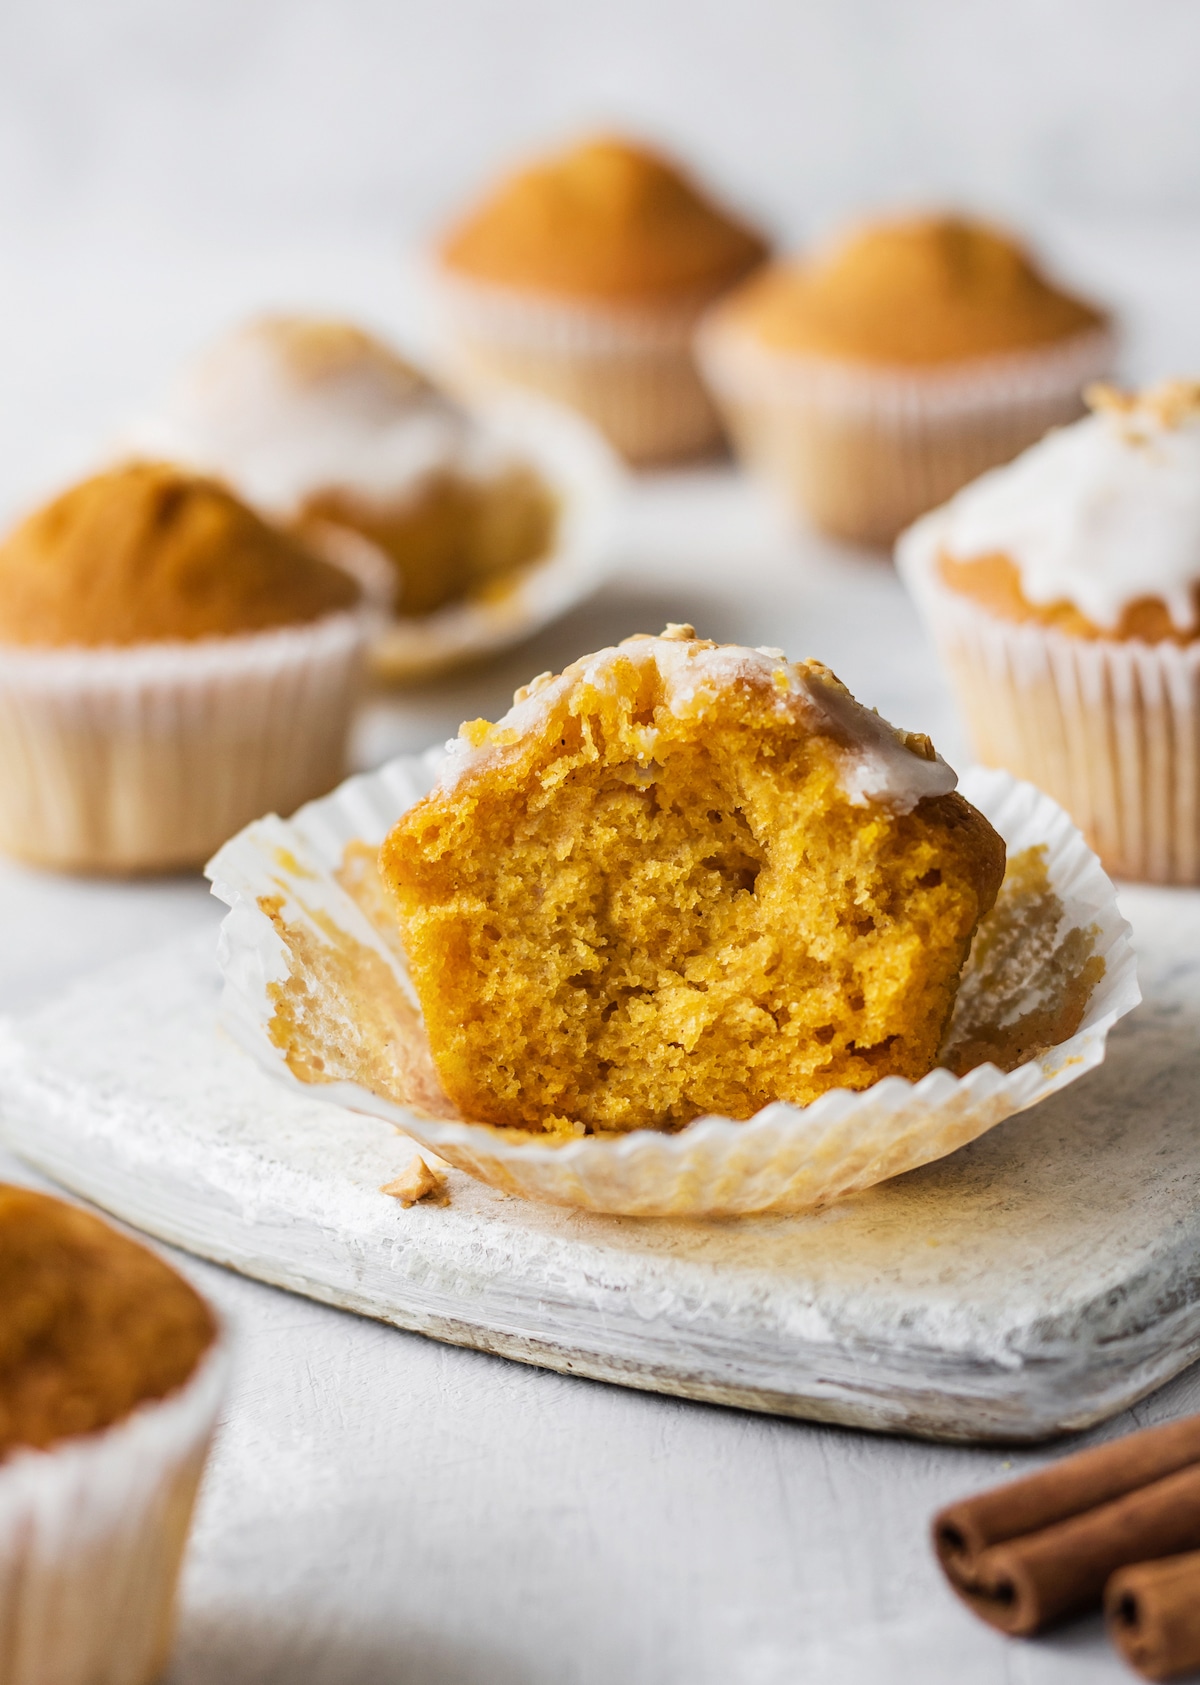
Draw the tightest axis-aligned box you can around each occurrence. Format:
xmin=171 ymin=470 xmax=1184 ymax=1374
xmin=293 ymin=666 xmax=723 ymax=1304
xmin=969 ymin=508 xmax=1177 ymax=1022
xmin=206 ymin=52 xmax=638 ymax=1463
xmin=0 ymin=892 xmax=1197 ymax=1446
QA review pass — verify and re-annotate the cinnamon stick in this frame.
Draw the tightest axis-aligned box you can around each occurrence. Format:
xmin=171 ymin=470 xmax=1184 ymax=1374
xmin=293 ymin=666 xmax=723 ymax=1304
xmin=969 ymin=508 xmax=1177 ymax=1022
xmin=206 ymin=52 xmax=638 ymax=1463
xmin=1106 ymin=1551 xmax=1200 ymax=1681
xmin=932 ymin=1414 xmax=1200 ymax=1635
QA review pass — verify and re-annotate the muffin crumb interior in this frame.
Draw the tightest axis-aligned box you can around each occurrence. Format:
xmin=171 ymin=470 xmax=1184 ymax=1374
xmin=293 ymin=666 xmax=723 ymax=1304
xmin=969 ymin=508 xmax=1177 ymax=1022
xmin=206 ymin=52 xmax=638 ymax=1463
xmin=382 ymin=632 xmax=1005 ymax=1133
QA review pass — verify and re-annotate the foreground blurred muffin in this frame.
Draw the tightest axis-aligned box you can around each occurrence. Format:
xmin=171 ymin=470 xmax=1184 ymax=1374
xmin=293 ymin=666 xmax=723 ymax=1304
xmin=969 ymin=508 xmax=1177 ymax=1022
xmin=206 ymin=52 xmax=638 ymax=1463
xmin=382 ymin=626 xmax=1004 ymax=1133
xmin=0 ymin=1184 xmax=224 ymax=1685
xmin=434 ymin=135 xmax=769 ymax=465
xmin=134 ymin=315 xmax=559 ymax=621
xmin=900 ymin=379 xmax=1200 ymax=884
xmin=699 ymin=214 xmax=1114 ymax=545
xmin=0 ymin=460 xmax=366 ymax=871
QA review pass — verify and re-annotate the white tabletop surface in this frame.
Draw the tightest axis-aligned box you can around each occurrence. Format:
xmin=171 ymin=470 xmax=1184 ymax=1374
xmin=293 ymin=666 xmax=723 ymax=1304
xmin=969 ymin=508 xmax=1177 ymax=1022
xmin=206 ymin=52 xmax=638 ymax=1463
xmin=3 ymin=227 xmax=1200 ymax=1684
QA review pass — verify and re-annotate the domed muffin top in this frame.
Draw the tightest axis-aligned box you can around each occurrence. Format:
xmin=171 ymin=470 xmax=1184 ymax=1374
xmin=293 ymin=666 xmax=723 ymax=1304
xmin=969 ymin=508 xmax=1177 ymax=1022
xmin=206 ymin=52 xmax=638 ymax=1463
xmin=718 ymin=215 xmax=1106 ymax=365
xmin=224 ymin=316 xmax=429 ymax=400
xmin=439 ymin=135 xmax=768 ymax=302
xmin=900 ymin=380 xmax=1200 ymax=641
xmin=0 ymin=1184 xmax=216 ymax=1459
xmin=0 ymin=460 xmax=360 ymax=647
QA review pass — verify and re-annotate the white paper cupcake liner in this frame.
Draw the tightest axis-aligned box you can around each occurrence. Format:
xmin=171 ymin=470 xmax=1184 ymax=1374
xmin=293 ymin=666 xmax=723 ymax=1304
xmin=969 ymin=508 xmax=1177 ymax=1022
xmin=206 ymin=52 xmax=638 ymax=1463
xmin=353 ymin=392 xmax=623 ymax=682
xmin=0 ymin=611 xmax=368 ymax=872
xmin=207 ymin=754 xmax=1138 ymax=1218
xmin=899 ymin=532 xmax=1200 ymax=884
xmin=432 ymin=264 xmax=730 ymax=464
xmin=695 ymin=316 xmax=1116 ymax=545
xmin=0 ymin=1336 xmax=227 ymax=1685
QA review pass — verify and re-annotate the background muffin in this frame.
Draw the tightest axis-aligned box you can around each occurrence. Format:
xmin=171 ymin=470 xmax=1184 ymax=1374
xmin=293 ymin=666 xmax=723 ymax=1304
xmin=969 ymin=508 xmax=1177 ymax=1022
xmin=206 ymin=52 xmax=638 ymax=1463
xmin=434 ymin=134 xmax=769 ymax=465
xmin=899 ymin=379 xmax=1200 ymax=884
xmin=135 ymin=315 xmax=560 ymax=620
xmin=699 ymin=213 xmax=1114 ymax=545
xmin=0 ymin=1184 xmax=224 ymax=1685
xmin=0 ymin=460 xmax=367 ymax=871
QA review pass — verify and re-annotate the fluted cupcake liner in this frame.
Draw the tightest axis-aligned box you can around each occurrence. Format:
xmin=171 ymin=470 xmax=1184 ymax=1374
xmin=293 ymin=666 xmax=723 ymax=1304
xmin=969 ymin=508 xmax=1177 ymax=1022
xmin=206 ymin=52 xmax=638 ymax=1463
xmin=696 ymin=318 xmax=1116 ymax=547
xmin=0 ymin=1336 xmax=227 ymax=1685
xmin=0 ymin=612 xmax=368 ymax=872
xmin=207 ymin=753 xmax=1138 ymax=1219
xmin=900 ymin=540 xmax=1200 ymax=884
xmin=432 ymin=265 xmax=729 ymax=466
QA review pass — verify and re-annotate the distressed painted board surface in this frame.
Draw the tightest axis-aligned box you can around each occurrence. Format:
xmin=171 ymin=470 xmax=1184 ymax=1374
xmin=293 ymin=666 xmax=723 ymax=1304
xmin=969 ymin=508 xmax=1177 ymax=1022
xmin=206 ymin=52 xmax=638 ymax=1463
xmin=2 ymin=881 xmax=1197 ymax=1446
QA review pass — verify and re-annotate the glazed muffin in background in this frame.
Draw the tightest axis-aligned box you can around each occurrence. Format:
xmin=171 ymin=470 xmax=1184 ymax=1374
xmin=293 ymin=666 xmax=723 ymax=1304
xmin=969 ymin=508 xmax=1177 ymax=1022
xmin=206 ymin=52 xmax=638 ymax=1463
xmin=0 ymin=1184 xmax=224 ymax=1685
xmin=0 ymin=460 xmax=367 ymax=872
xmin=382 ymin=626 xmax=1004 ymax=1134
xmin=899 ymin=380 xmax=1200 ymax=884
xmin=699 ymin=213 xmax=1114 ymax=546
xmin=433 ymin=134 xmax=770 ymax=465
xmin=134 ymin=315 xmax=560 ymax=622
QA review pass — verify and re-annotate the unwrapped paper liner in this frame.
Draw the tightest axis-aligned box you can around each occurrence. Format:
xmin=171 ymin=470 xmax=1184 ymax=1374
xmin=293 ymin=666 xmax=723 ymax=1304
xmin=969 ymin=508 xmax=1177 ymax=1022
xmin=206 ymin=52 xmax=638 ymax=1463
xmin=208 ymin=759 xmax=1138 ymax=1218
xmin=432 ymin=265 xmax=728 ymax=466
xmin=353 ymin=391 xmax=622 ymax=681
xmin=899 ymin=531 xmax=1200 ymax=885
xmin=0 ymin=1338 xmax=227 ymax=1685
xmin=696 ymin=317 xmax=1115 ymax=545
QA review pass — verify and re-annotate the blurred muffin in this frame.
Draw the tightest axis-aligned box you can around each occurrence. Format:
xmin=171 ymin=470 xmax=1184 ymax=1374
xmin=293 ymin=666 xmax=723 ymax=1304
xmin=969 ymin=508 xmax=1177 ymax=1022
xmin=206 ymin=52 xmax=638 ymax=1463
xmin=0 ymin=1184 xmax=224 ymax=1685
xmin=135 ymin=315 xmax=560 ymax=621
xmin=899 ymin=380 xmax=1200 ymax=883
xmin=699 ymin=214 xmax=1114 ymax=545
xmin=434 ymin=134 xmax=769 ymax=465
xmin=382 ymin=626 xmax=1004 ymax=1133
xmin=0 ymin=460 xmax=367 ymax=871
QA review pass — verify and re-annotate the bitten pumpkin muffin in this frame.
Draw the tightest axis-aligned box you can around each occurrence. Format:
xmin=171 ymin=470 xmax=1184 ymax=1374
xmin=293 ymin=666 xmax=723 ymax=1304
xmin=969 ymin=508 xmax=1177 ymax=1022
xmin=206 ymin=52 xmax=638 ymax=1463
xmin=0 ymin=460 xmax=368 ymax=871
xmin=699 ymin=214 xmax=1114 ymax=545
xmin=900 ymin=379 xmax=1200 ymax=884
xmin=435 ymin=135 xmax=769 ymax=464
xmin=0 ymin=1185 xmax=224 ymax=1685
xmin=382 ymin=626 xmax=1004 ymax=1134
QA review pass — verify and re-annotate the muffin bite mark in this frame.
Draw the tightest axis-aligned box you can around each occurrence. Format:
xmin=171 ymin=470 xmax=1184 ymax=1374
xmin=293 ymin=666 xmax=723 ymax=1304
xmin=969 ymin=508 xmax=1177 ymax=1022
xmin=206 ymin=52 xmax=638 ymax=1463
xmin=383 ymin=632 xmax=1004 ymax=1133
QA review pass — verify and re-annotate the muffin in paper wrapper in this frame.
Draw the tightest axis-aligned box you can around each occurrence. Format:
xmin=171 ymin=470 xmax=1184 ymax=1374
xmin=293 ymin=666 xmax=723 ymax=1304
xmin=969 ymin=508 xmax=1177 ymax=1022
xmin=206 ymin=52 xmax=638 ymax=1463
xmin=0 ymin=611 xmax=368 ymax=873
xmin=432 ymin=266 xmax=728 ymax=467
xmin=207 ymin=752 xmax=1137 ymax=1219
xmin=0 ymin=1336 xmax=227 ymax=1685
xmin=348 ymin=392 xmax=623 ymax=683
xmin=696 ymin=316 xmax=1116 ymax=547
xmin=899 ymin=528 xmax=1200 ymax=886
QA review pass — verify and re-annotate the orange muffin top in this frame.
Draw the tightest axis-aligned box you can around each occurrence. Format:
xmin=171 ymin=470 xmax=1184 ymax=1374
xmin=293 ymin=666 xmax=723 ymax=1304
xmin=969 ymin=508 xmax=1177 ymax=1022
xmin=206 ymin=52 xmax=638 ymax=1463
xmin=936 ymin=551 xmax=1200 ymax=643
xmin=439 ymin=134 xmax=768 ymax=303
xmin=0 ymin=460 xmax=360 ymax=648
xmin=0 ymin=1185 xmax=216 ymax=1460
xmin=720 ymin=215 xmax=1107 ymax=365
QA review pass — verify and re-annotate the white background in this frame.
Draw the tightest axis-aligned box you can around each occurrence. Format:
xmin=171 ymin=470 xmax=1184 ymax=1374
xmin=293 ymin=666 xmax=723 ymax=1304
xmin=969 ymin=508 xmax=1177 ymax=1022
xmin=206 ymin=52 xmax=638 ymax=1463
xmin=4 ymin=7 xmax=1200 ymax=1682
xmin=1 ymin=0 xmax=1200 ymax=515
xmin=4 ymin=0 xmax=1200 ymax=242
